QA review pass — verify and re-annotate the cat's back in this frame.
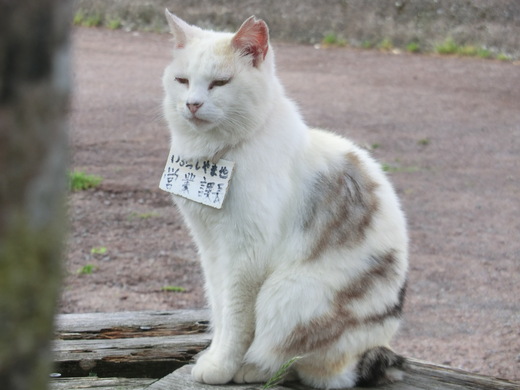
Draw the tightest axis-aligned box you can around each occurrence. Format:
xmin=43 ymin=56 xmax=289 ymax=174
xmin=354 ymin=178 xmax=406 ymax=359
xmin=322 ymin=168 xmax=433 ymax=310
xmin=299 ymin=128 xmax=408 ymax=260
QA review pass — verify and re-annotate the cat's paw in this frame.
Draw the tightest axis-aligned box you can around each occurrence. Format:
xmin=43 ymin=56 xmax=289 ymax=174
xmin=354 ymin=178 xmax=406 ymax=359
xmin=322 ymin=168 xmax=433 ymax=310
xmin=191 ymin=353 xmax=236 ymax=384
xmin=233 ymin=363 xmax=270 ymax=384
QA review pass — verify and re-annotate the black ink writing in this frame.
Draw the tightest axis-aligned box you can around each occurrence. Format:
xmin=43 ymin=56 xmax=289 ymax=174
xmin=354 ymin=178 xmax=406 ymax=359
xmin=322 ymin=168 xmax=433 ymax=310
xmin=181 ymin=173 xmax=196 ymax=193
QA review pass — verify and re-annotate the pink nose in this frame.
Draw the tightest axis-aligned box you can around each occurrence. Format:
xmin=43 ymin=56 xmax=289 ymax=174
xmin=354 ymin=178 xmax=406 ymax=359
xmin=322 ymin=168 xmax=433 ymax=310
xmin=187 ymin=102 xmax=203 ymax=114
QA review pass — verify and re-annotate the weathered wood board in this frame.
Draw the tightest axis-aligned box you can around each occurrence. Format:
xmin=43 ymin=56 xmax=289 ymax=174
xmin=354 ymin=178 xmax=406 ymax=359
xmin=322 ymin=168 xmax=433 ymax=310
xmin=51 ymin=311 xmax=520 ymax=390
xmin=53 ymin=310 xmax=210 ymax=379
xmin=50 ymin=377 xmax=156 ymax=390
xmin=147 ymin=362 xmax=520 ymax=390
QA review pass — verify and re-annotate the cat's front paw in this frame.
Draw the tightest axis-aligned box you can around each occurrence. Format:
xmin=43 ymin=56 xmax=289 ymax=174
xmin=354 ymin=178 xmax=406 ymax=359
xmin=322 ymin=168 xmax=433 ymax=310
xmin=233 ymin=363 xmax=270 ymax=384
xmin=191 ymin=353 xmax=236 ymax=384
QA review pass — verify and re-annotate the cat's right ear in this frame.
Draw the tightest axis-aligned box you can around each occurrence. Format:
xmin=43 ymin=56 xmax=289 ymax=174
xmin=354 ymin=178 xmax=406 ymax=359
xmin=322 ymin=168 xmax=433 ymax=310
xmin=164 ymin=9 xmax=193 ymax=49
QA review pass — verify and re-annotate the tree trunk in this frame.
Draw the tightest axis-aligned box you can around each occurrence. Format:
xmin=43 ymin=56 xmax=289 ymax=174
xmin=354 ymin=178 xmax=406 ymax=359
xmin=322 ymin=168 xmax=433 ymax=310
xmin=0 ymin=1 xmax=72 ymax=389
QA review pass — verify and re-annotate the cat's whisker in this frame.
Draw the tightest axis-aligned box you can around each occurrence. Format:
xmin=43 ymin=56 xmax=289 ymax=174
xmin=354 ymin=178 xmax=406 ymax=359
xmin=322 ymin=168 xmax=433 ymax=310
xmin=149 ymin=105 xmax=166 ymax=124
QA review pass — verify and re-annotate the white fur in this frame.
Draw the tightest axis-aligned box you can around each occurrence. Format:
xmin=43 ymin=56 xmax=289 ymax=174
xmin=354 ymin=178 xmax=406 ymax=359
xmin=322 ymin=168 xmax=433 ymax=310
xmin=162 ymin=12 xmax=408 ymax=389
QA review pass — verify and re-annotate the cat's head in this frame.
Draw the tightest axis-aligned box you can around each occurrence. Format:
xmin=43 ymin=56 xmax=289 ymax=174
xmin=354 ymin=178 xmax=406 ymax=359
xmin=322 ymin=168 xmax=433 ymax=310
xmin=163 ymin=11 xmax=276 ymax=145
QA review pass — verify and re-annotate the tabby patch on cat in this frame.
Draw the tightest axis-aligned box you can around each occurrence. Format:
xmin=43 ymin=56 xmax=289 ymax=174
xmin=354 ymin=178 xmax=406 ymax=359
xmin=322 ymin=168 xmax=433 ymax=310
xmin=161 ymin=9 xmax=409 ymax=389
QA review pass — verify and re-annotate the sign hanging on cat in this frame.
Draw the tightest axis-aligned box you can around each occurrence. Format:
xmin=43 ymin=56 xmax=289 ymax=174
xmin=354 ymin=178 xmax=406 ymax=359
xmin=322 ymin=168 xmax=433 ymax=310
xmin=159 ymin=150 xmax=235 ymax=209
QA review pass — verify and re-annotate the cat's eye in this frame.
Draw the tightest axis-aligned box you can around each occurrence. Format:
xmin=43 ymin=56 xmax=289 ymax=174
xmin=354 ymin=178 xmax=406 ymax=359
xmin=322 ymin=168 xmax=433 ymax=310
xmin=175 ymin=77 xmax=189 ymax=86
xmin=209 ymin=78 xmax=231 ymax=90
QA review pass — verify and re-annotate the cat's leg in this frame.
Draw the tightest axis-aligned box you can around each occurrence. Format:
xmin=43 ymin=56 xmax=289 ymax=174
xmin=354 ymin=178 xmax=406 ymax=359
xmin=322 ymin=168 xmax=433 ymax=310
xmin=191 ymin=260 xmax=258 ymax=384
xmin=196 ymin=255 xmax=225 ymax=356
xmin=241 ymin=266 xmax=404 ymax=388
xmin=237 ymin=270 xmax=341 ymax=384
xmin=239 ymin=270 xmax=357 ymax=387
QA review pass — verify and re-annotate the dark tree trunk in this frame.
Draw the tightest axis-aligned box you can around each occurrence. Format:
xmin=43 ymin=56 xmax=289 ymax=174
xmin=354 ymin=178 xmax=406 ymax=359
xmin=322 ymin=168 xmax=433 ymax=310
xmin=0 ymin=1 xmax=72 ymax=389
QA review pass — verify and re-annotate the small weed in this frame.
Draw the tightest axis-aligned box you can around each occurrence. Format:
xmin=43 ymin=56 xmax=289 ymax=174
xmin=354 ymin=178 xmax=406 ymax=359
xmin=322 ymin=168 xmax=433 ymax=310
xmin=90 ymin=247 xmax=107 ymax=255
xmin=69 ymin=171 xmax=102 ymax=191
xmin=381 ymin=163 xmax=392 ymax=172
xmin=476 ymin=48 xmax=492 ymax=59
xmin=382 ymin=163 xmax=420 ymax=173
xmin=106 ymin=18 xmax=122 ymax=30
xmin=406 ymin=42 xmax=421 ymax=53
xmin=263 ymin=356 xmax=302 ymax=389
xmin=322 ymin=33 xmax=347 ymax=47
xmin=418 ymin=138 xmax=430 ymax=146
xmin=378 ymin=38 xmax=394 ymax=51
xmin=457 ymin=45 xmax=479 ymax=57
xmin=128 ymin=212 xmax=158 ymax=220
xmin=162 ymin=286 xmax=186 ymax=293
xmin=435 ymin=37 xmax=459 ymax=55
xmin=361 ymin=40 xmax=374 ymax=49
xmin=73 ymin=11 xmax=102 ymax=27
xmin=457 ymin=45 xmax=491 ymax=58
xmin=497 ymin=53 xmax=511 ymax=61
xmin=73 ymin=11 xmax=84 ymax=26
xmin=435 ymin=38 xmax=495 ymax=60
xmin=371 ymin=143 xmax=381 ymax=150
xmin=78 ymin=264 xmax=96 ymax=275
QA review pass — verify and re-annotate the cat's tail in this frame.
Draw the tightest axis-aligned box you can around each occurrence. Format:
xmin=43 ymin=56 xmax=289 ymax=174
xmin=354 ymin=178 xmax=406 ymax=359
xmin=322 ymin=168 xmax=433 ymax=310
xmin=355 ymin=346 xmax=407 ymax=387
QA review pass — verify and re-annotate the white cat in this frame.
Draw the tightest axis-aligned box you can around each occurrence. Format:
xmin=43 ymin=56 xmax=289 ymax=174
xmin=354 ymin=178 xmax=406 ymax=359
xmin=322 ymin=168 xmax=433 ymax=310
xmin=162 ymin=10 xmax=409 ymax=389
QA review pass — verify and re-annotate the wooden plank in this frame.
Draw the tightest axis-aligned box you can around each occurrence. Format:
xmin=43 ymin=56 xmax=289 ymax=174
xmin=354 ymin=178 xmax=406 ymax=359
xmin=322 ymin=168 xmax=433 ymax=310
xmin=146 ymin=362 xmax=520 ymax=390
xmin=55 ymin=310 xmax=210 ymax=339
xmin=51 ymin=311 xmax=520 ymax=390
xmin=50 ymin=376 xmax=155 ymax=390
xmin=53 ymin=333 xmax=211 ymax=378
xmin=53 ymin=310 xmax=211 ymax=379
xmin=404 ymin=358 xmax=520 ymax=390
xmin=145 ymin=365 xmax=288 ymax=390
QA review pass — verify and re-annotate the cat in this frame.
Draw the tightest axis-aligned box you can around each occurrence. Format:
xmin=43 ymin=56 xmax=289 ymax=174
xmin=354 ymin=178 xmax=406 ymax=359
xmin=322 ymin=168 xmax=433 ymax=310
xmin=161 ymin=10 xmax=409 ymax=389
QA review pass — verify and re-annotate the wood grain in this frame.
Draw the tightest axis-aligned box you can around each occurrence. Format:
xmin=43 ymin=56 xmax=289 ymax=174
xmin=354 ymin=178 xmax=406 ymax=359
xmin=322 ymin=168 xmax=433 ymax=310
xmin=50 ymin=311 xmax=520 ymax=390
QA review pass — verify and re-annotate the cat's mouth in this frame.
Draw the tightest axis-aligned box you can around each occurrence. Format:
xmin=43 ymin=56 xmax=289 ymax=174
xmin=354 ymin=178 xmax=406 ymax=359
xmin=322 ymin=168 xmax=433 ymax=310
xmin=188 ymin=116 xmax=210 ymax=126
xmin=188 ymin=115 xmax=211 ymax=126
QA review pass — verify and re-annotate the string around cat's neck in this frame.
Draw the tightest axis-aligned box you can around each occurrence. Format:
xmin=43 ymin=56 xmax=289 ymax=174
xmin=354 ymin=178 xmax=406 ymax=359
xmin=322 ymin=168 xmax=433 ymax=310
xmin=210 ymin=144 xmax=233 ymax=164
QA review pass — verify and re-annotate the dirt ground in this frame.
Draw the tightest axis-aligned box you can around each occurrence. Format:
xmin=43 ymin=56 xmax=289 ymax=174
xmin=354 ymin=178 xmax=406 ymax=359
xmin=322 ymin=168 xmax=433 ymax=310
xmin=62 ymin=27 xmax=520 ymax=381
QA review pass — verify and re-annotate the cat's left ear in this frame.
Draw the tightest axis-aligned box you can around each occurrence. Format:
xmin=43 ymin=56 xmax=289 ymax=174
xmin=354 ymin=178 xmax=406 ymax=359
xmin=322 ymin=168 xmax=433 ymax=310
xmin=232 ymin=16 xmax=269 ymax=67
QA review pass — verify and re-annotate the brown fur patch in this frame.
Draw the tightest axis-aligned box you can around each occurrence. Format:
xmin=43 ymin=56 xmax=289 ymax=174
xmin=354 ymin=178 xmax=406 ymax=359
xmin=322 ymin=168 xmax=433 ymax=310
xmin=303 ymin=152 xmax=379 ymax=261
xmin=281 ymin=251 xmax=405 ymax=355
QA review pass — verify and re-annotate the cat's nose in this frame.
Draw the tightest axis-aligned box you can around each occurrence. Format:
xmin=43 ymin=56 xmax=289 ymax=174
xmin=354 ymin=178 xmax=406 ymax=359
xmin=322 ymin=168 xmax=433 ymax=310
xmin=187 ymin=102 xmax=203 ymax=114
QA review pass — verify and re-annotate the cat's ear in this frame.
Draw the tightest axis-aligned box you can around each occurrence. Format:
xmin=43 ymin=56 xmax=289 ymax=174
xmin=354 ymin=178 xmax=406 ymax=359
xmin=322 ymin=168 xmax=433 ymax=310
xmin=232 ymin=16 xmax=269 ymax=67
xmin=164 ymin=9 xmax=196 ymax=49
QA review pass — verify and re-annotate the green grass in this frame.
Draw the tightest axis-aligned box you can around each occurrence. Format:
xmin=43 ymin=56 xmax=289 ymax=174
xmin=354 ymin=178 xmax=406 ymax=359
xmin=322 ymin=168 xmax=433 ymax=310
xmin=418 ymin=138 xmax=430 ymax=146
xmin=78 ymin=264 xmax=96 ymax=275
xmin=361 ymin=40 xmax=374 ymax=49
xmin=322 ymin=33 xmax=347 ymax=47
xmin=458 ymin=45 xmax=492 ymax=59
xmin=435 ymin=38 xmax=496 ymax=59
xmin=497 ymin=53 xmax=512 ymax=61
xmin=263 ymin=356 xmax=302 ymax=389
xmin=377 ymin=38 xmax=394 ymax=51
xmin=106 ymin=18 xmax=122 ymax=30
xmin=128 ymin=212 xmax=159 ymax=220
xmin=90 ymin=247 xmax=107 ymax=255
xmin=69 ymin=171 xmax=102 ymax=191
xmin=475 ymin=48 xmax=492 ymax=59
xmin=382 ymin=163 xmax=420 ymax=173
xmin=406 ymin=42 xmax=421 ymax=53
xmin=161 ymin=286 xmax=186 ymax=293
xmin=73 ymin=11 xmax=102 ymax=27
xmin=435 ymin=37 xmax=459 ymax=55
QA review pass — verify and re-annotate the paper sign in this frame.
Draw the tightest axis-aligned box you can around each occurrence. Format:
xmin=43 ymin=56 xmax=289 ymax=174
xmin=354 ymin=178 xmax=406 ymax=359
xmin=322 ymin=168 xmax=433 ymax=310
xmin=159 ymin=150 xmax=234 ymax=209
